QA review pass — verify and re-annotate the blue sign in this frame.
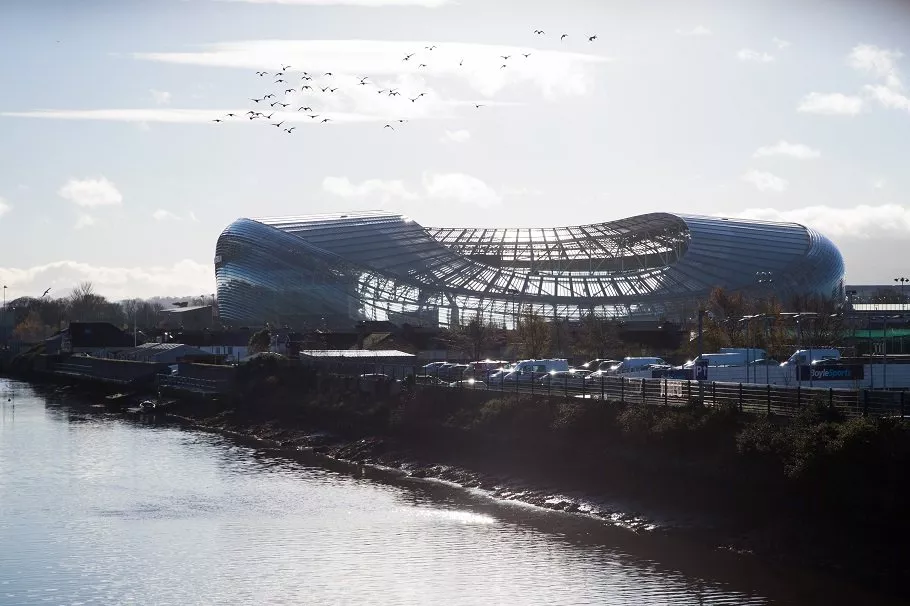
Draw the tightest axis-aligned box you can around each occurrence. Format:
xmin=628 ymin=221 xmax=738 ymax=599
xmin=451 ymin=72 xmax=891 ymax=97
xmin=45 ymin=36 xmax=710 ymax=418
xmin=798 ymin=365 xmax=864 ymax=381
xmin=694 ymin=361 xmax=709 ymax=381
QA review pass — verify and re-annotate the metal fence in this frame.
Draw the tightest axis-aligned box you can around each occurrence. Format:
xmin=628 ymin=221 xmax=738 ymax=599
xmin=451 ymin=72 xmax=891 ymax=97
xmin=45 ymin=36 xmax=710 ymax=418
xmin=298 ymin=360 xmax=908 ymax=420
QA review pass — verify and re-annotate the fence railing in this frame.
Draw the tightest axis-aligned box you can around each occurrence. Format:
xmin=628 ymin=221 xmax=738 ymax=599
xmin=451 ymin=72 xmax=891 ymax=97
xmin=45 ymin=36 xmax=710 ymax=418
xmin=298 ymin=360 xmax=908 ymax=419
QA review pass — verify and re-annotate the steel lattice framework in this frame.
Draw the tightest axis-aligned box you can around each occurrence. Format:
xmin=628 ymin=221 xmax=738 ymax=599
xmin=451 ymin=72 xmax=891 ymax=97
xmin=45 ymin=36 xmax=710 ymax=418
xmin=215 ymin=210 xmax=845 ymax=329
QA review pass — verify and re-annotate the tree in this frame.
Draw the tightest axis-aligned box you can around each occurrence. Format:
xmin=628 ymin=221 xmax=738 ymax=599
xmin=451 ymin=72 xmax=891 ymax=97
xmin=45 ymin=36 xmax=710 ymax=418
xmin=516 ymin=309 xmax=551 ymax=358
xmin=12 ymin=311 xmax=51 ymax=343
xmin=463 ymin=313 xmax=492 ymax=360
xmin=248 ymin=328 xmax=271 ymax=354
xmin=66 ymin=281 xmax=122 ymax=324
xmin=576 ymin=312 xmax=622 ymax=359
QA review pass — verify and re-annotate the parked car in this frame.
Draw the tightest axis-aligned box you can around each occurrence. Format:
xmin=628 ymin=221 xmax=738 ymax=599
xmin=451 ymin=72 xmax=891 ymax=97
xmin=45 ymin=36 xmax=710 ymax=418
xmin=503 ymin=359 xmax=570 ymax=382
xmin=781 ymin=348 xmax=841 ymax=366
xmin=414 ymin=374 xmax=446 ymax=385
xmin=609 ymin=357 xmax=668 ymax=374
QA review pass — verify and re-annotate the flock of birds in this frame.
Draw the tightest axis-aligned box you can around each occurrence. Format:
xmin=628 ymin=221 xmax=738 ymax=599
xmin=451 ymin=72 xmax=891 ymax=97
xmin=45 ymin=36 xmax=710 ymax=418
xmin=211 ymin=29 xmax=600 ymax=133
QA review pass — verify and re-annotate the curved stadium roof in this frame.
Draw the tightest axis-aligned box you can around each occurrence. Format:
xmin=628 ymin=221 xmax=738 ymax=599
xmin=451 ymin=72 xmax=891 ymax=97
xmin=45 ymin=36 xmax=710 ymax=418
xmin=215 ymin=210 xmax=845 ymax=328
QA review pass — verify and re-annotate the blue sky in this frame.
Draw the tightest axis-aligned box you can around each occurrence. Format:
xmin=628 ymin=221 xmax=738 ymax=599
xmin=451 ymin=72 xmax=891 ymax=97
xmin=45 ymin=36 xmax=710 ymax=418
xmin=1 ymin=0 xmax=908 ymax=300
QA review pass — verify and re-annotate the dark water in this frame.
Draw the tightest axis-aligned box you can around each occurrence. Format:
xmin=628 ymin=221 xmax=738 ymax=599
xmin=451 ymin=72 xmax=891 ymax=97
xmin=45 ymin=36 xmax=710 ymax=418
xmin=0 ymin=380 xmax=894 ymax=605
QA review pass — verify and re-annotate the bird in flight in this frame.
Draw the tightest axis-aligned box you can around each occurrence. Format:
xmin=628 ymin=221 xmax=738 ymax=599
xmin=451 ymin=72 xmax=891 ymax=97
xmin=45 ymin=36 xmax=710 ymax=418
xmin=285 ymin=127 xmax=296 ymax=133
xmin=359 ymin=76 xmax=369 ymax=83
xmin=275 ymin=79 xmax=286 ymax=84
xmin=251 ymin=98 xmax=263 ymax=103
xmin=272 ymin=121 xmax=285 ymax=128
xmin=321 ymin=86 xmax=330 ymax=92
xmin=588 ymin=34 xmax=597 ymax=41
xmin=329 ymin=87 xmax=338 ymax=93
xmin=281 ymin=64 xmax=291 ymax=71
xmin=324 ymin=72 xmax=333 ymax=76
xmin=42 ymin=288 xmax=51 ymax=297
xmin=246 ymin=110 xmax=256 ymax=115
xmin=284 ymin=88 xmax=295 ymax=94
xmin=212 ymin=119 xmax=223 ymax=123
xmin=377 ymin=89 xmax=386 ymax=94
xmin=275 ymin=71 xmax=284 ymax=77
xmin=277 ymin=102 xmax=289 ymax=108
xmin=397 ymin=119 xmax=408 ymax=123
xmin=264 ymin=113 xmax=274 ymax=119
xmin=256 ymin=71 xmax=268 ymax=76
xmin=307 ymin=114 xmax=320 ymax=119
xmin=560 ymin=33 xmax=568 ymax=40
xmin=301 ymin=85 xmax=313 ymax=91
xmin=384 ymin=124 xmax=394 ymax=130
xmin=533 ymin=29 xmax=545 ymax=35
xmin=403 ymin=53 xmax=415 ymax=61
xmin=459 ymin=58 xmax=463 ymax=66
xmin=522 ymin=53 xmax=531 ymax=58
xmin=299 ymin=106 xmax=313 ymax=112
xmin=263 ymin=94 xmax=275 ymax=99
xmin=474 ymin=104 xmax=484 ymax=108
xmin=418 ymin=63 xmax=428 ymax=68
xmin=500 ymin=64 xmax=507 ymax=69
xmin=321 ymin=118 xmax=331 ymax=123
xmin=425 ymin=45 xmax=437 ymax=50
xmin=226 ymin=113 xmax=236 ymax=117
xmin=501 ymin=55 xmax=511 ymax=60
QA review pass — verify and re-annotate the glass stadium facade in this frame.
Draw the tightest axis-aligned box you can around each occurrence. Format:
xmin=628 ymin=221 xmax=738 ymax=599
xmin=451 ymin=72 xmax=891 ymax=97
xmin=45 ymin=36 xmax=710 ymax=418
xmin=215 ymin=211 xmax=845 ymax=329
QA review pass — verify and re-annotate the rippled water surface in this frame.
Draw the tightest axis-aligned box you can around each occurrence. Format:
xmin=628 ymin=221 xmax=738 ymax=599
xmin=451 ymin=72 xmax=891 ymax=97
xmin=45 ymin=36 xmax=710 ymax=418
xmin=0 ymin=380 xmax=892 ymax=605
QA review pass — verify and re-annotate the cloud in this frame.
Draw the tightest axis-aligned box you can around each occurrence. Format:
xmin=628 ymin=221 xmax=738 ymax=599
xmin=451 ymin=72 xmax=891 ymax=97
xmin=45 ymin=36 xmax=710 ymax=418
xmin=772 ymin=37 xmax=791 ymax=49
xmin=0 ymin=259 xmax=214 ymax=300
xmin=742 ymin=169 xmax=788 ymax=192
xmin=322 ymin=176 xmax=418 ymax=204
xmin=152 ymin=209 xmax=182 ymax=221
xmin=847 ymin=44 xmax=903 ymax=89
xmin=737 ymin=49 xmax=774 ymax=63
xmin=133 ymin=39 xmax=610 ymax=100
xmin=1 ymin=108 xmax=382 ymax=124
xmin=676 ymin=25 xmax=712 ymax=36
xmin=150 ymin=89 xmax=172 ymax=105
xmin=753 ymin=140 xmax=820 ymax=159
xmin=323 ymin=172 xmax=502 ymax=208
xmin=58 ymin=177 xmax=123 ymax=208
xmin=441 ymin=128 xmax=470 ymax=143
xmin=734 ymin=204 xmax=910 ymax=239
xmin=797 ymin=92 xmax=864 ymax=115
xmin=863 ymin=84 xmax=910 ymax=112
xmin=74 ymin=214 xmax=96 ymax=230
xmin=422 ymin=172 xmax=502 ymax=208
xmin=217 ymin=0 xmax=449 ymax=4
xmin=0 ymin=196 xmax=10 ymax=219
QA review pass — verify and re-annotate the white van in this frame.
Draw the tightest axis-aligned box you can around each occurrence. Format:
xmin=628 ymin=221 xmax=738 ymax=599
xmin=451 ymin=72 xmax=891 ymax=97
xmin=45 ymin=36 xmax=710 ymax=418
xmin=609 ymin=356 xmax=667 ymax=374
xmin=781 ymin=349 xmax=841 ymax=366
xmin=503 ymin=359 xmax=570 ymax=382
xmin=685 ymin=351 xmax=761 ymax=368
xmin=719 ymin=348 xmax=767 ymax=363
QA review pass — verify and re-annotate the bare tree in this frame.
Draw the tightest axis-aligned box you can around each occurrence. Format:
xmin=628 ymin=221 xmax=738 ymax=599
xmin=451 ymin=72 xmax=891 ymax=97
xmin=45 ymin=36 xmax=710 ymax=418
xmin=517 ymin=309 xmax=551 ymax=358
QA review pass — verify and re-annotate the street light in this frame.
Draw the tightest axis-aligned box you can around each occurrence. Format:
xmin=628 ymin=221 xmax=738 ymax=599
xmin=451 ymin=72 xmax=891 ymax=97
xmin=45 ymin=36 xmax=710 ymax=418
xmin=895 ymin=277 xmax=908 ymax=302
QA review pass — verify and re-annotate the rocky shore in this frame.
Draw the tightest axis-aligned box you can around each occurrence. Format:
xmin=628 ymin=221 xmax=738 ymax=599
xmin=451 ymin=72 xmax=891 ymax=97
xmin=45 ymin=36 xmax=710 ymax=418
xmin=21 ymin=360 xmax=910 ymax=601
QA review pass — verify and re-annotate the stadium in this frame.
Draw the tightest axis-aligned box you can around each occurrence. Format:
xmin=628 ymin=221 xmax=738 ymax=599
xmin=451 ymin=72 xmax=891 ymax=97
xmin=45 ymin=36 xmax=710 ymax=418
xmin=214 ymin=211 xmax=845 ymax=329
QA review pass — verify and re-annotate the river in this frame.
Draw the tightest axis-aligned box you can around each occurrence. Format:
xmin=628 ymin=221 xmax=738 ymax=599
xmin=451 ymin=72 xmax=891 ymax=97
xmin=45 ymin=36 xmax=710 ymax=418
xmin=0 ymin=379 xmax=895 ymax=605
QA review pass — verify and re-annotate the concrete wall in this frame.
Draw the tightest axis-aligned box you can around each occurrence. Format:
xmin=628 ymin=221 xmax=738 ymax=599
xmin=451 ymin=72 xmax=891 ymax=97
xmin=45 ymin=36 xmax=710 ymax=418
xmin=633 ymin=364 xmax=910 ymax=390
xmin=52 ymin=356 xmax=168 ymax=384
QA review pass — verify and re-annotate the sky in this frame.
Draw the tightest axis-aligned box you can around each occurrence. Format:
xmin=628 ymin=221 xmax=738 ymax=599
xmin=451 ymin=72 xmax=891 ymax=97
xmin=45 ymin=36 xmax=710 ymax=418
xmin=1 ymin=0 xmax=908 ymax=301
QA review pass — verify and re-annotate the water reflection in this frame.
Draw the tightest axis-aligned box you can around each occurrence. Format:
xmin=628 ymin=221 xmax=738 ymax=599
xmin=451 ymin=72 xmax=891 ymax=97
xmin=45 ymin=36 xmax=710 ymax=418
xmin=0 ymin=379 xmax=896 ymax=605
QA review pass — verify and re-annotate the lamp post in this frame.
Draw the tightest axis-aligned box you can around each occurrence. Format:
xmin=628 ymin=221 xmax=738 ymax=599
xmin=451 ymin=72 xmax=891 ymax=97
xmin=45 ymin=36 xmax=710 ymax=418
xmin=895 ymin=277 xmax=908 ymax=302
